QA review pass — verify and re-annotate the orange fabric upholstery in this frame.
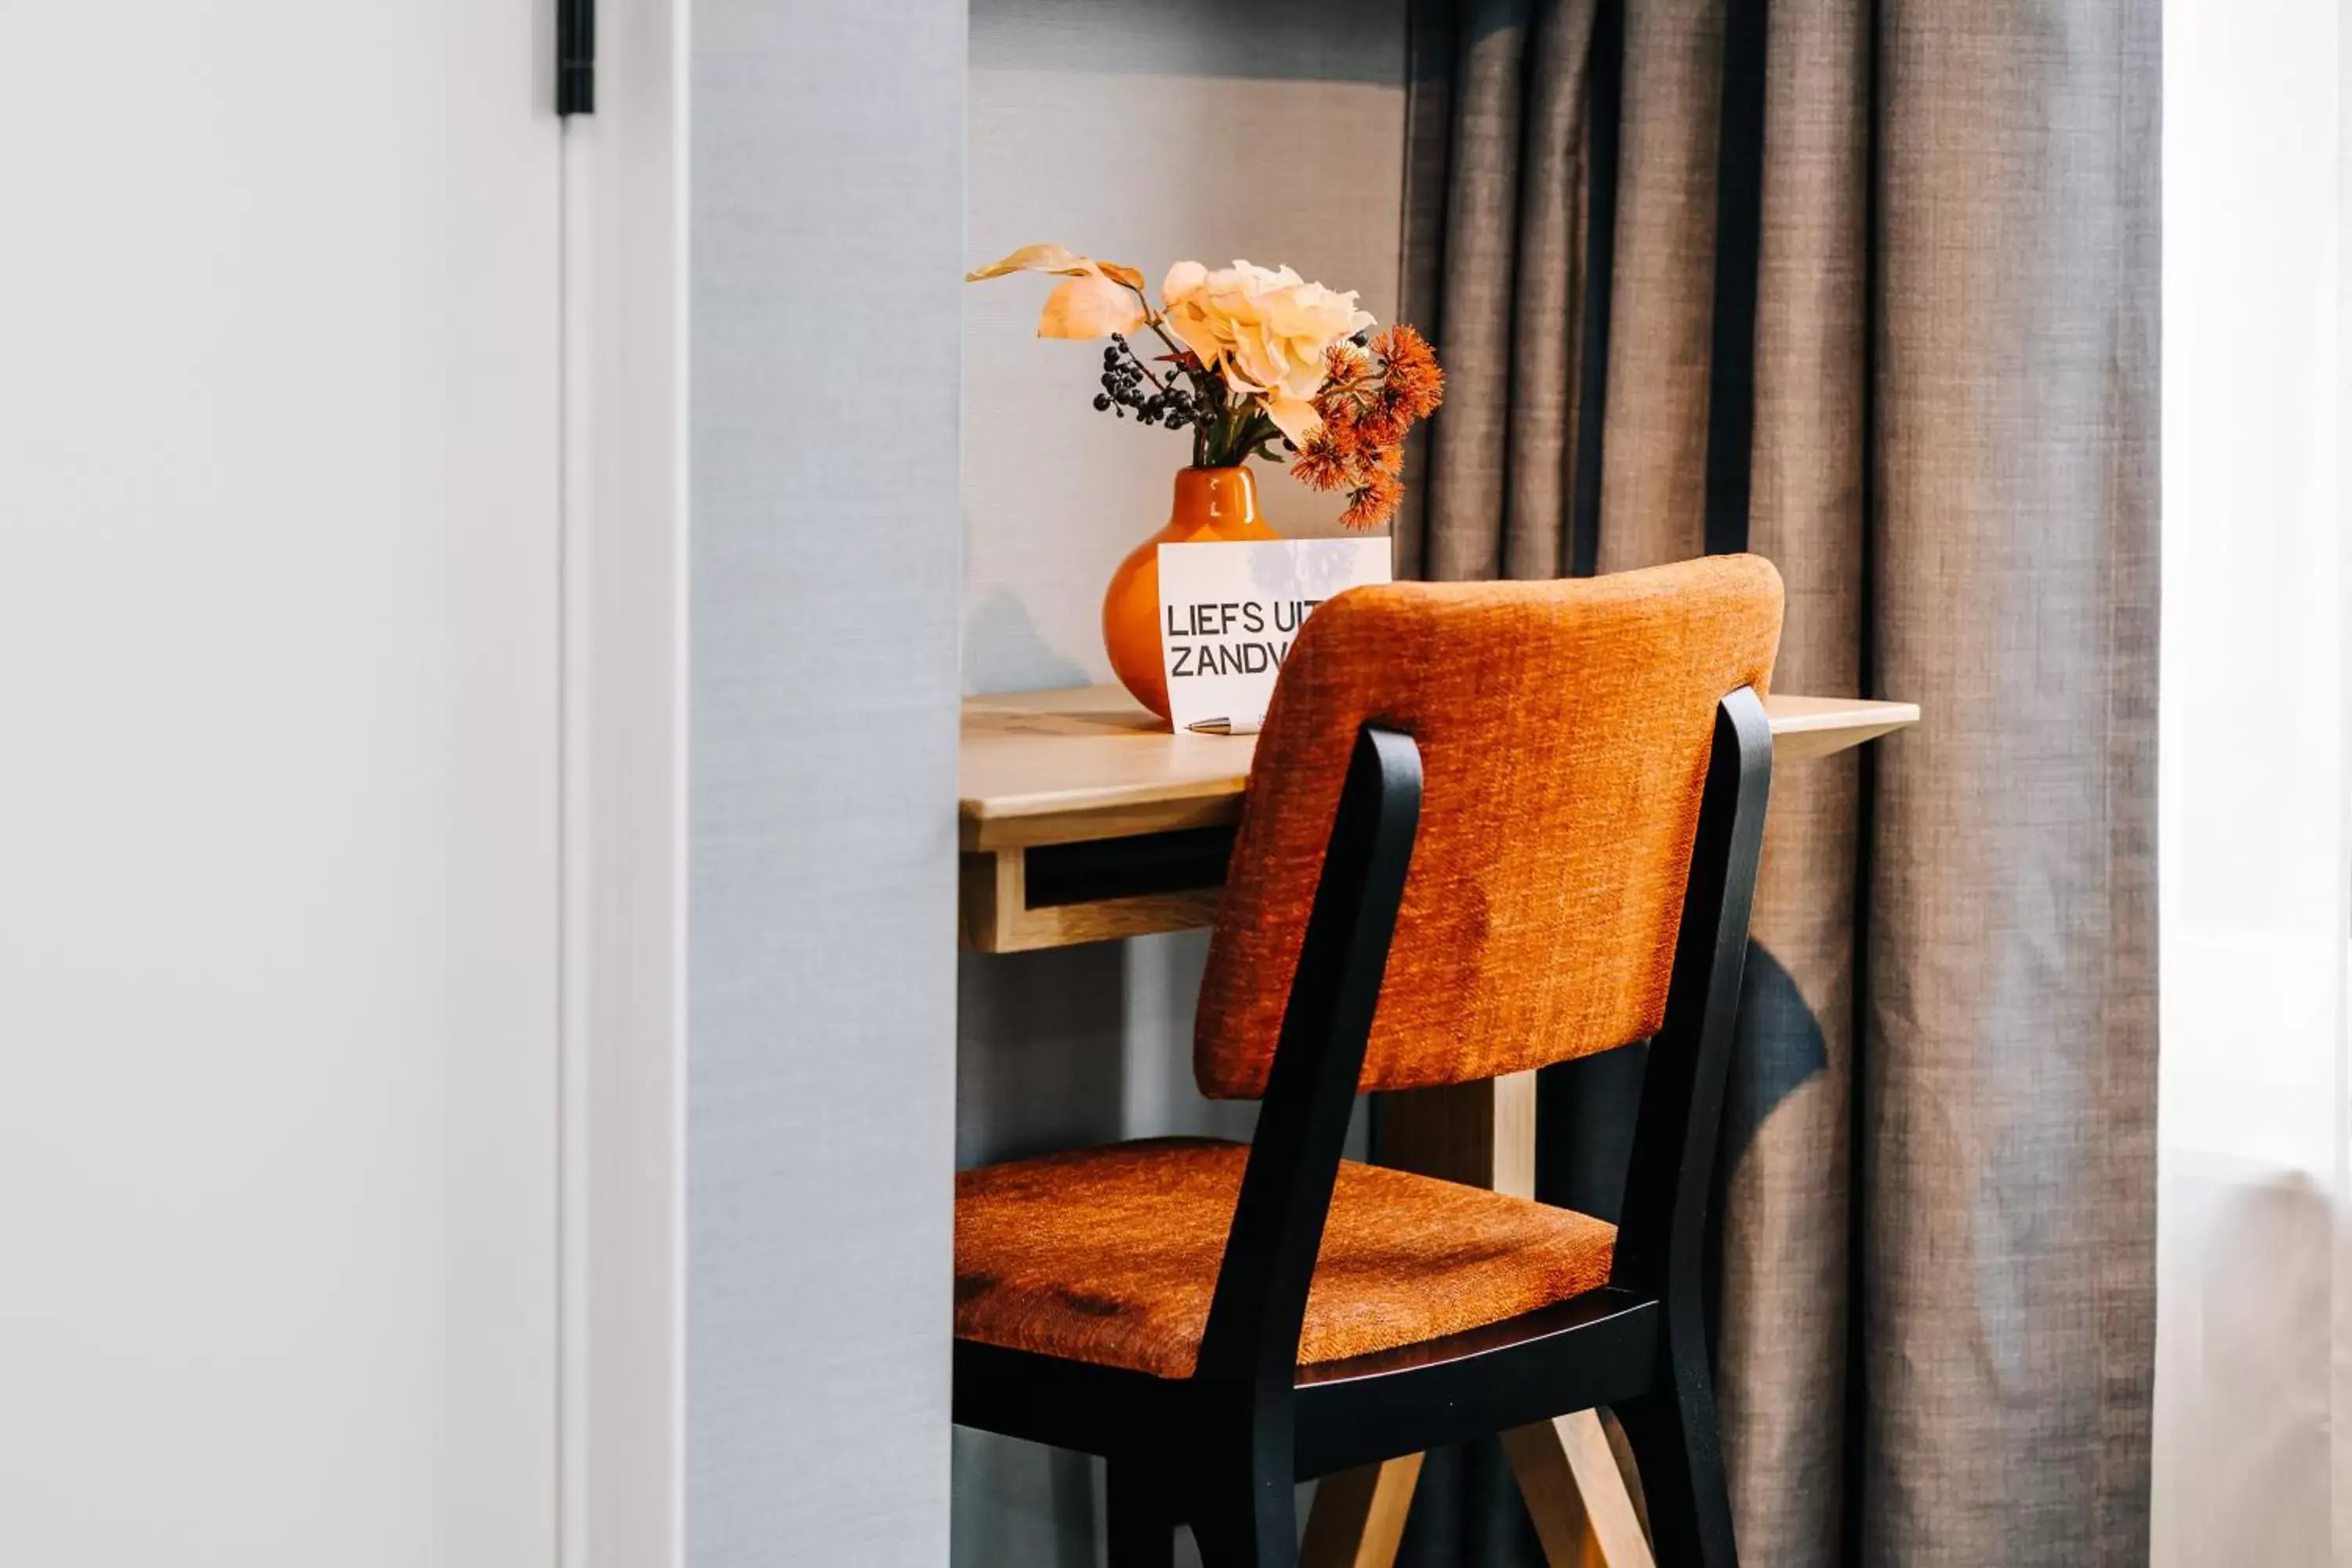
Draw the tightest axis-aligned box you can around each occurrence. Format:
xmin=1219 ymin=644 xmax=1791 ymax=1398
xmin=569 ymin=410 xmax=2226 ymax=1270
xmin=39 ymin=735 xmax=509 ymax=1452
xmin=955 ymin=1138 xmax=1617 ymax=1380
xmin=1196 ymin=555 xmax=1784 ymax=1098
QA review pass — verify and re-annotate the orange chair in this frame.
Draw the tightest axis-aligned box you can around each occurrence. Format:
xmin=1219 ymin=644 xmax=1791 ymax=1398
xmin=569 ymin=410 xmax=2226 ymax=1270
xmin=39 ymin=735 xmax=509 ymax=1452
xmin=954 ymin=556 xmax=1784 ymax=1567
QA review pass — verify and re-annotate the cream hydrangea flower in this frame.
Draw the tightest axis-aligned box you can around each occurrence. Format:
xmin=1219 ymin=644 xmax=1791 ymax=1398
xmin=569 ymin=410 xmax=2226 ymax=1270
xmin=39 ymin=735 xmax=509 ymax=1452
xmin=1160 ymin=260 xmax=1377 ymax=442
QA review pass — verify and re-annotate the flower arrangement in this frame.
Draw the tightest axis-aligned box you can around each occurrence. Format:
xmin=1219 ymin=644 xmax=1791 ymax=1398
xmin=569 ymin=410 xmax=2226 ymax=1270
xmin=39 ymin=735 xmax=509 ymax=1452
xmin=968 ymin=245 xmax=1444 ymax=531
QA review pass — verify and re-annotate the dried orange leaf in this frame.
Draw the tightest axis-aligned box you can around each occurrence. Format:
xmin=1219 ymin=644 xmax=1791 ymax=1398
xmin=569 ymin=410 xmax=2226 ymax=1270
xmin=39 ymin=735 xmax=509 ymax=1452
xmin=966 ymin=242 xmax=1095 ymax=281
xmin=967 ymin=245 xmax=1151 ymax=306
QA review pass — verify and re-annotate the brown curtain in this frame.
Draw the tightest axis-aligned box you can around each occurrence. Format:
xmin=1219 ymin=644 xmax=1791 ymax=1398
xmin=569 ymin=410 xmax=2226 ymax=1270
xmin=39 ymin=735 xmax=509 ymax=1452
xmin=1390 ymin=1 xmax=2158 ymax=1563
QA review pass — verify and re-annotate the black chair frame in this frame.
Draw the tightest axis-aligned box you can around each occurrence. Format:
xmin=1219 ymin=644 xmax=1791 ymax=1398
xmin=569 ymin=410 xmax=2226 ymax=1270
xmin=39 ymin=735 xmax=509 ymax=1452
xmin=953 ymin=688 xmax=1775 ymax=1568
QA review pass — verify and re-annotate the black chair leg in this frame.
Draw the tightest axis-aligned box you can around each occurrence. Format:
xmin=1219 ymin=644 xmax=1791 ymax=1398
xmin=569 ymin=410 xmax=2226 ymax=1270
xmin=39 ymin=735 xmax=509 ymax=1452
xmin=1106 ymin=1461 xmax=1176 ymax=1568
xmin=1186 ymin=1454 xmax=1296 ymax=1568
xmin=1616 ymin=1338 xmax=1738 ymax=1568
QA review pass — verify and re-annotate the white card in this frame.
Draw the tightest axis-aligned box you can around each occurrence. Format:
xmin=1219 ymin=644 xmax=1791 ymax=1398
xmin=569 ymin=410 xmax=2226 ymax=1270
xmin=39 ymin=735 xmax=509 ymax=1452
xmin=1156 ymin=536 xmax=1392 ymax=735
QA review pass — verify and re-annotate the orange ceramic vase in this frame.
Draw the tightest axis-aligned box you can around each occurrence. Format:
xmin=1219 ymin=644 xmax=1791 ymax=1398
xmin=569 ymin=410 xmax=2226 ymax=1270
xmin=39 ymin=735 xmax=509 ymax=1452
xmin=1102 ymin=466 xmax=1281 ymax=720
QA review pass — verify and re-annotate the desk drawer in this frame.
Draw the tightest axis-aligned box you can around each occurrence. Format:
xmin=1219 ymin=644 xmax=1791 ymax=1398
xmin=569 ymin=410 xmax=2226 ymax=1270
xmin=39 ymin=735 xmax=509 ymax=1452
xmin=960 ymin=826 xmax=1234 ymax=953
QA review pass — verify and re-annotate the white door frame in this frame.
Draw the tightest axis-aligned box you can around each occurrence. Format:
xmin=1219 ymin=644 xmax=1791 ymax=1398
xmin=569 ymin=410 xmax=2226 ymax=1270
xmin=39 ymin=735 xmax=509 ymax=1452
xmin=558 ymin=0 xmax=688 ymax=1562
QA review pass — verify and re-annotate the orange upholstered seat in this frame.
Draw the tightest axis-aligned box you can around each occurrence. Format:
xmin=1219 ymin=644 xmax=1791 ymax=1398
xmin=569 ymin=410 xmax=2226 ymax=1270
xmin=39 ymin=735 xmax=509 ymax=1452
xmin=954 ymin=1137 xmax=1617 ymax=1380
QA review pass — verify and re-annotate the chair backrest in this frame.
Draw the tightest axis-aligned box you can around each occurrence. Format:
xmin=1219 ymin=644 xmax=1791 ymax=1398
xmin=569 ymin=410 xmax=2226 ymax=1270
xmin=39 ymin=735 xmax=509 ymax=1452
xmin=1193 ymin=554 xmax=1784 ymax=1099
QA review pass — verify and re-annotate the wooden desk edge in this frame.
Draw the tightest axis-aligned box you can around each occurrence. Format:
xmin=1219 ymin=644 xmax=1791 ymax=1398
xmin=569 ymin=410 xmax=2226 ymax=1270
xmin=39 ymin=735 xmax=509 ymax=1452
xmin=960 ymin=786 xmax=1246 ymax=851
xmin=959 ymin=694 xmax=1920 ymax=850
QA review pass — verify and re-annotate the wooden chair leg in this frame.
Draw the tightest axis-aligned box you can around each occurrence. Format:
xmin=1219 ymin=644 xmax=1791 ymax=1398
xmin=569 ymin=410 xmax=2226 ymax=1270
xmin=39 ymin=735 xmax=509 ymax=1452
xmin=1613 ymin=1346 xmax=1737 ymax=1568
xmin=1502 ymin=1412 xmax=1654 ymax=1568
xmin=1107 ymin=1460 xmax=1176 ymax=1568
xmin=1298 ymin=1454 xmax=1423 ymax=1568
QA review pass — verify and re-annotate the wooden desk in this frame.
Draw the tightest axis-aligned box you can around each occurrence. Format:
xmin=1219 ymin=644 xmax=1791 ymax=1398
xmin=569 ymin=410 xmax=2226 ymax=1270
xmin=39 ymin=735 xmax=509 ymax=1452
xmin=961 ymin=685 xmax=1918 ymax=953
xmin=957 ymin=684 xmax=1918 ymax=1567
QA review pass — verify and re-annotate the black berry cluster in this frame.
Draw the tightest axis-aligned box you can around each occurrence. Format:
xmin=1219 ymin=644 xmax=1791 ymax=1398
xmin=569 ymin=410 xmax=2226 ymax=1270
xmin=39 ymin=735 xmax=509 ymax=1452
xmin=1094 ymin=336 xmax=1202 ymax=432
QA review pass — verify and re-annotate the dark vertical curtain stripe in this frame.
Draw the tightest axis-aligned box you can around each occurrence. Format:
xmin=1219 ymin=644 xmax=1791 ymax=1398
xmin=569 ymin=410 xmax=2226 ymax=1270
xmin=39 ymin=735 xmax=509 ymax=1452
xmin=1592 ymin=0 xmax=1720 ymax=568
xmin=1569 ymin=0 xmax=1623 ymax=579
xmin=1701 ymin=0 xmax=1768 ymax=555
xmin=1503 ymin=0 xmax=1595 ymax=582
xmin=1393 ymin=0 xmax=1458 ymax=582
xmin=1842 ymin=5 xmax=1882 ymax=1559
xmin=1425 ymin=1 xmax=1533 ymax=583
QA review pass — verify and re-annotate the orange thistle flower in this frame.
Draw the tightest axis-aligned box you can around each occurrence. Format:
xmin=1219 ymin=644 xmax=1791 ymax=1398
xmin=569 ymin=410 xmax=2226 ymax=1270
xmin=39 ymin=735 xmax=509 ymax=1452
xmin=1292 ymin=430 xmax=1349 ymax=491
xmin=1370 ymin=325 xmax=1444 ymax=419
xmin=1355 ymin=403 xmax=1406 ymax=451
xmin=1339 ymin=470 xmax=1405 ymax=531
xmin=1290 ymin=321 xmax=1445 ymax=531
xmin=1319 ymin=342 xmax=1374 ymax=396
xmin=1320 ymin=395 xmax=1359 ymax=441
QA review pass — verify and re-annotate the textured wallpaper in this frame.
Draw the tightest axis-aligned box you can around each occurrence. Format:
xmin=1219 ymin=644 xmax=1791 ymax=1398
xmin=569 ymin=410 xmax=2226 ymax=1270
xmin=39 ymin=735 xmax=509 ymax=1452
xmin=688 ymin=2 xmax=965 ymax=1564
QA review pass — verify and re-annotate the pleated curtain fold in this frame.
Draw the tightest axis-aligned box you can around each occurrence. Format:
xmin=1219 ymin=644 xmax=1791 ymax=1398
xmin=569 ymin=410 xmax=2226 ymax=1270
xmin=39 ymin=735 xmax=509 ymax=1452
xmin=1390 ymin=2 xmax=2158 ymax=1563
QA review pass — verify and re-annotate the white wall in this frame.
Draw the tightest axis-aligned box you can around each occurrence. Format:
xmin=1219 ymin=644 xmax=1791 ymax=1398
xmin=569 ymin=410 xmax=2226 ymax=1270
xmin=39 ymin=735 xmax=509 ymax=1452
xmin=955 ymin=4 xmax=1407 ymax=1561
xmin=0 ymin=3 xmax=562 ymax=1564
xmin=686 ymin=3 xmax=965 ymax=1566
xmin=2154 ymin=0 xmax=2351 ymax=1561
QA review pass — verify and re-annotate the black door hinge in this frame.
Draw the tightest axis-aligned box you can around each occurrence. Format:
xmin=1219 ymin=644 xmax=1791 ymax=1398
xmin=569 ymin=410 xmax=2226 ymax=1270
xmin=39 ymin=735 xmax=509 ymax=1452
xmin=557 ymin=0 xmax=594 ymax=114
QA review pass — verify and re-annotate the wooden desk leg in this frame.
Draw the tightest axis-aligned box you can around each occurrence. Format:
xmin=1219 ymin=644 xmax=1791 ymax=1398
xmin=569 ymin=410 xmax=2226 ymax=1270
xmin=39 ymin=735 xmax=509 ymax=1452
xmin=1503 ymin=1411 xmax=1655 ymax=1568
xmin=1375 ymin=1070 xmax=1538 ymax=1197
xmin=1295 ymin=1074 xmax=1653 ymax=1568
xmin=1299 ymin=1453 xmax=1424 ymax=1568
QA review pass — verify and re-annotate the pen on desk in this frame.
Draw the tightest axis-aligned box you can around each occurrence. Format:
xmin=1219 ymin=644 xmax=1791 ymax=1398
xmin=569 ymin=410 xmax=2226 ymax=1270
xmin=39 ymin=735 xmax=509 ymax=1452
xmin=1185 ymin=716 xmax=1262 ymax=736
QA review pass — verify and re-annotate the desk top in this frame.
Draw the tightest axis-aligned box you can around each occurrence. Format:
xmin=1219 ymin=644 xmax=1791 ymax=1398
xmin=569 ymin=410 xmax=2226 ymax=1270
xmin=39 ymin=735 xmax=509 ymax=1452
xmin=960 ymin=685 xmax=1919 ymax=851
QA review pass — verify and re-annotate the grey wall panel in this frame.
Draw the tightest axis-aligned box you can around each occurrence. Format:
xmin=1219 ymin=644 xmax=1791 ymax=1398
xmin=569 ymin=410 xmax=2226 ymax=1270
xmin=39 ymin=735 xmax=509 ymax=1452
xmin=688 ymin=3 xmax=965 ymax=1565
